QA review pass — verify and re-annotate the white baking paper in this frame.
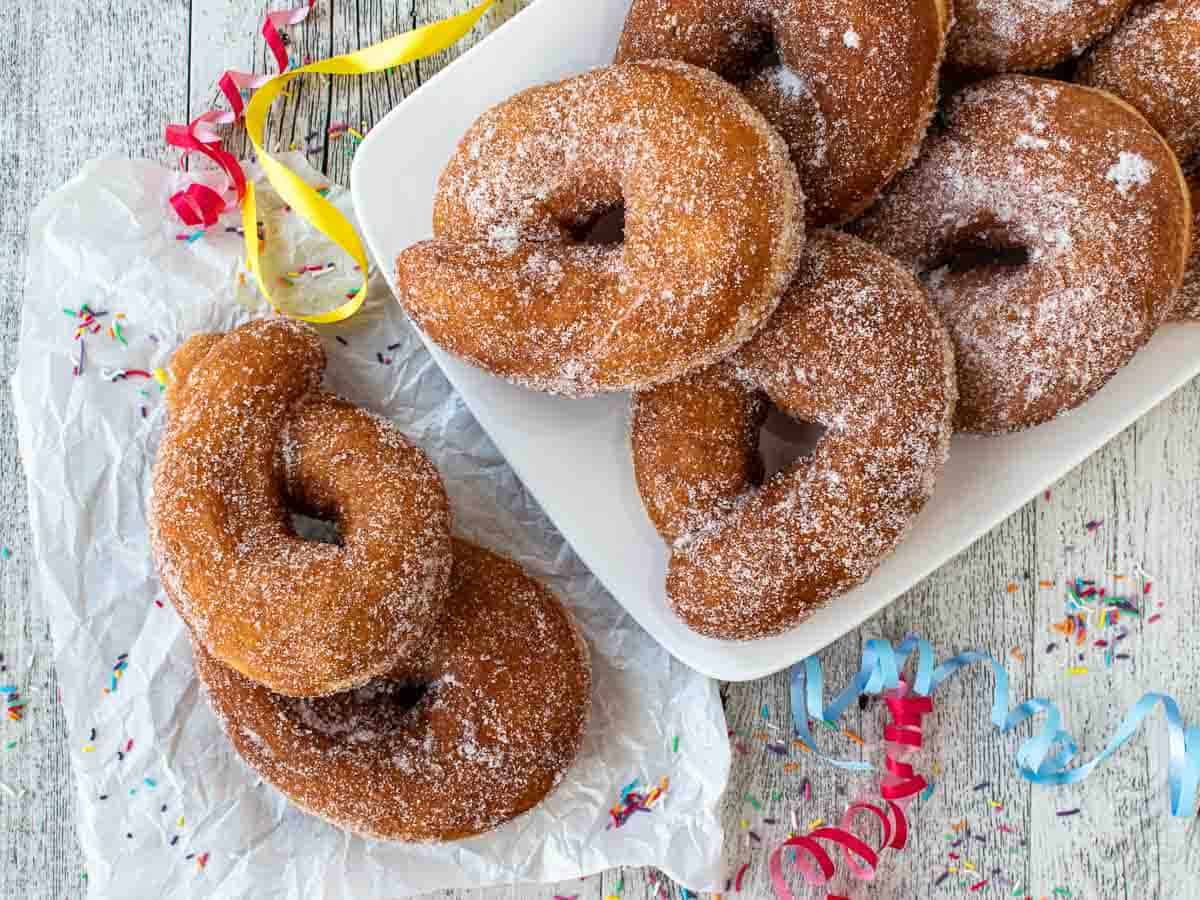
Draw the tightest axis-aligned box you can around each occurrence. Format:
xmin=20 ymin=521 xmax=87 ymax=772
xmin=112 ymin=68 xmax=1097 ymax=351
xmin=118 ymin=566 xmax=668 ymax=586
xmin=12 ymin=156 xmax=730 ymax=899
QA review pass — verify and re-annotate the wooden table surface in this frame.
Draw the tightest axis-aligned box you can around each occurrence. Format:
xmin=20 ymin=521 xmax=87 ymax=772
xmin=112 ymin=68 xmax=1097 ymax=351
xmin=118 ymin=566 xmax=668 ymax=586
xmin=2 ymin=2 xmax=1199 ymax=898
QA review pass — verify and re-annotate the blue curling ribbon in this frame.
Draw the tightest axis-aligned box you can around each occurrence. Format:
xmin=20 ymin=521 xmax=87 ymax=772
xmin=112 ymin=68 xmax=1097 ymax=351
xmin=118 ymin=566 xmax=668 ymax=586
xmin=789 ymin=635 xmax=1200 ymax=816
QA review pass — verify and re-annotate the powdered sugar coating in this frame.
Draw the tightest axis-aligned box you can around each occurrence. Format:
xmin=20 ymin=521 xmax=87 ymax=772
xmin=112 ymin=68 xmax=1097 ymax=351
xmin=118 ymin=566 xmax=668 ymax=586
xmin=1078 ymin=0 xmax=1200 ymax=324
xmin=631 ymin=232 xmax=957 ymax=641
xmin=194 ymin=541 xmax=591 ymax=843
xmin=617 ymin=0 xmax=950 ymax=226
xmin=1179 ymin=177 xmax=1200 ymax=321
xmin=149 ymin=320 xmax=453 ymax=697
xmin=394 ymin=61 xmax=804 ymax=396
xmin=948 ymin=0 xmax=1136 ymax=72
xmin=857 ymin=76 xmax=1192 ymax=433
xmin=1079 ymin=0 xmax=1200 ymax=164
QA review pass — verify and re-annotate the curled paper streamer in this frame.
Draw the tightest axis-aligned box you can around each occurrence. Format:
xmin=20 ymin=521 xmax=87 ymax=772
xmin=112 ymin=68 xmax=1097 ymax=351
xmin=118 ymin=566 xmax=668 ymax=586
xmin=169 ymin=0 xmax=495 ymax=323
xmin=770 ymin=684 xmax=932 ymax=900
xmin=791 ymin=636 xmax=1200 ymax=817
xmin=164 ymin=111 xmax=245 ymax=227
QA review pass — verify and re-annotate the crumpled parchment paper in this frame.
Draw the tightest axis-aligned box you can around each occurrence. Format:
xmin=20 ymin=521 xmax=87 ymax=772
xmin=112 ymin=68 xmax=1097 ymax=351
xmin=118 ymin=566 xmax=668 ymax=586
xmin=12 ymin=156 xmax=730 ymax=899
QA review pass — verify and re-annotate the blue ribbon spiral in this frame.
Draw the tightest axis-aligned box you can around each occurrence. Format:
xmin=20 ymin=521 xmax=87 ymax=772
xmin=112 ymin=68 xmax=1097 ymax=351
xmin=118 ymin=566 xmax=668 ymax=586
xmin=789 ymin=636 xmax=1200 ymax=816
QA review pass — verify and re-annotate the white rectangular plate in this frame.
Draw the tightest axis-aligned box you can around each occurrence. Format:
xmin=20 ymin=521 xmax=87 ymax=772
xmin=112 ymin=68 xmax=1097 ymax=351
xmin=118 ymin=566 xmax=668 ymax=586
xmin=352 ymin=0 xmax=1200 ymax=681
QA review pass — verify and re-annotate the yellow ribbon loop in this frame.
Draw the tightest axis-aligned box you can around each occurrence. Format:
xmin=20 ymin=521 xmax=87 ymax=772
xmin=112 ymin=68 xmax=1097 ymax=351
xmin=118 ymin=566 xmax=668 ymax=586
xmin=243 ymin=0 xmax=494 ymax=323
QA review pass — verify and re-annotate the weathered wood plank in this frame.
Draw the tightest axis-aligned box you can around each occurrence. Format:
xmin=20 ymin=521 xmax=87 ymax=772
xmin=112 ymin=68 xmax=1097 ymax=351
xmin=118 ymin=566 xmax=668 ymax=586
xmin=0 ymin=4 xmax=191 ymax=899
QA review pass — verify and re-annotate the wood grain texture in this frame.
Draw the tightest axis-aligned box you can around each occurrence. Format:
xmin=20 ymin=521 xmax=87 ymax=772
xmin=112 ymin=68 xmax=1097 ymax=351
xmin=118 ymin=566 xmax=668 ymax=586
xmin=0 ymin=4 xmax=189 ymax=899
xmin=2 ymin=2 xmax=1199 ymax=898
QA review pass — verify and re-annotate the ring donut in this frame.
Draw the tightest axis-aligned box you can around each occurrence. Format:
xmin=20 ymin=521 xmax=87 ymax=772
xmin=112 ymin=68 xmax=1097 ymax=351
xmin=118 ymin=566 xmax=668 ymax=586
xmin=1179 ymin=177 xmax=1200 ymax=322
xmin=857 ymin=76 xmax=1193 ymax=433
xmin=394 ymin=61 xmax=804 ymax=396
xmin=1078 ymin=0 xmax=1200 ymax=165
xmin=151 ymin=319 xmax=453 ymax=697
xmin=947 ymin=0 xmax=1136 ymax=73
xmin=631 ymin=232 xmax=956 ymax=641
xmin=1077 ymin=0 xmax=1200 ymax=322
xmin=194 ymin=540 xmax=591 ymax=842
xmin=615 ymin=0 xmax=950 ymax=227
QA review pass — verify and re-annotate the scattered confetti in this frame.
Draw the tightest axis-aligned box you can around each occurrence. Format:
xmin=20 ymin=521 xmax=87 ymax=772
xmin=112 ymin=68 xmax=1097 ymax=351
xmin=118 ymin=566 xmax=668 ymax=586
xmin=607 ymin=777 xmax=669 ymax=828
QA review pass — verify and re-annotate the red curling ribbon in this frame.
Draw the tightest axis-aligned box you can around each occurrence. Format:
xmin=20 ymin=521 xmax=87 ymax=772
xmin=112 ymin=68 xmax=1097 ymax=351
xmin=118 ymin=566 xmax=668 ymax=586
xmin=164 ymin=112 xmax=247 ymax=227
xmin=217 ymin=71 xmax=271 ymax=119
xmin=263 ymin=0 xmax=317 ymax=72
xmin=263 ymin=16 xmax=291 ymax=72
xmin=166 ymin=0 xmax=314 ymax=228
xmin=769 ymin=685 xmax=931 ymax=900
xmin=168 ymin=184 xmax=225 ymax=229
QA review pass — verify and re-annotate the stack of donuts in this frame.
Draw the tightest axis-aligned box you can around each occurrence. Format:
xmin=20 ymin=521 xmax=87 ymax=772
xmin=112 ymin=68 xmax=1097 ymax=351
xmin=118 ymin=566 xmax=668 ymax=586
xmin=149 ymin=319 xmax=591 ymax=840
xmin=395 ymin=0 xmax=1197 ymax=642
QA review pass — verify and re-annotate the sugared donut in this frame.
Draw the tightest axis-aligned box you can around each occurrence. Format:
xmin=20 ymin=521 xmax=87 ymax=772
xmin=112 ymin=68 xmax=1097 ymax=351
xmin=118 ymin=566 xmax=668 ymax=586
xmin=1078 ymin=0 xmax=1200 ymax=165
xmin=151 ymin=320 xmax=453 ymax=697
xmin=856 ymin=76 xmax=1192 ymax=433
xmin=1080 ymin=0 xmax=1200 ymax=323
xmin=631 ymin=232 xmax=956 ymax=641
xmin=1178 ymin=177 xmax=1200 ymax=321
xmin=947 ymin=0 xmax=1136 ymax=73
xmin=615 ymin=0 xmax=950 ymax=227
xmin=394 ymin=61 xmax=804 ymax=396
xmin=194 ymin=540 xmax=591 ymax=842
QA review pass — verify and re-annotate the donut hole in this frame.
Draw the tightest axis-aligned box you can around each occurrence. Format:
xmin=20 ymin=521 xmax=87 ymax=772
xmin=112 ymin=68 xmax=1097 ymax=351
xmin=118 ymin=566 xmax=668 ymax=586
xmin=288 ymin=510 xmax=342 ymax=546
xmin=723 ymin=29 xmax=777 ymax=82
xmin=567 ymin=204 xmax=626 ymax=245
xmin=285 ymin=679 xmax=431 ymax=738
xmin=930 ymin=235 xmax=1030 ymax=278
xmin=758 ymin=403 xmax=827 ymax=480
xmin=748 ymin=42 xmax=783 ymax=77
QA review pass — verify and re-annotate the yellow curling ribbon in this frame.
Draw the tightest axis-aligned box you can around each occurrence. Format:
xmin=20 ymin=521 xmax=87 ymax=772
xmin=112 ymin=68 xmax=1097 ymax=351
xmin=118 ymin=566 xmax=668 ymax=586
xmin=242 ymin=0 xmax=494 ymax=323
